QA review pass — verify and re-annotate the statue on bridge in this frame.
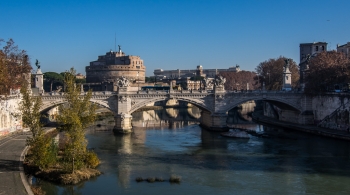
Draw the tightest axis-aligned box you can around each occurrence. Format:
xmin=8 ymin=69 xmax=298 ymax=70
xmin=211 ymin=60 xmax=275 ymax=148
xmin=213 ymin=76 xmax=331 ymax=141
xmin=116 ymin=76 xmax=130 ymax=87
xmin=284 ymin=58 xmax=290 ymax=71
xmin=202 ymin=78 xmax=214 ymax=89
xmin=35 ymin=59 xmax=40 ymax=69
xmin=214 ymin=75 xmax=226 ymax=87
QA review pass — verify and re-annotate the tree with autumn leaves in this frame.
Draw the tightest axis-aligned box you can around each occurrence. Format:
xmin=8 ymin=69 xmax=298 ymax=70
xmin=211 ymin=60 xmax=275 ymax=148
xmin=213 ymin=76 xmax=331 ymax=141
xmin=304 ymin=51 xmax=350 ymax=93
xmin=219 ymin=71 xmax=258 ymax=90
xmin=219 ymin=57 xmax=299 ymax=91
xmin=0 ymin=39 xmax=32 ymax=95
xmin=255 ymin=56 xmax=299 ymax=90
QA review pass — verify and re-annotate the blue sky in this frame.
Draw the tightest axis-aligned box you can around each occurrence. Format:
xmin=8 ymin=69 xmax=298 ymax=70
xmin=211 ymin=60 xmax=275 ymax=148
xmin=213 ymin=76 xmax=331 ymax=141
xmin=1 ymin=0 xmax=349 ymax=76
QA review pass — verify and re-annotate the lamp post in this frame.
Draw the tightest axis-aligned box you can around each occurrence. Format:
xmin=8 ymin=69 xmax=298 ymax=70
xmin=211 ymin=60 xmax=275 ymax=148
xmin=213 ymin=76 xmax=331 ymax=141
xmin=255 ymin=72 xmax=260 ymax=90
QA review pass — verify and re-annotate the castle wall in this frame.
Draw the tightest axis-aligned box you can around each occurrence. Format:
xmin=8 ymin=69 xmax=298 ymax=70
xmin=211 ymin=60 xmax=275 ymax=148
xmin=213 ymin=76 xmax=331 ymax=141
xmin=86 ymin=51 xmax=146 ymax=84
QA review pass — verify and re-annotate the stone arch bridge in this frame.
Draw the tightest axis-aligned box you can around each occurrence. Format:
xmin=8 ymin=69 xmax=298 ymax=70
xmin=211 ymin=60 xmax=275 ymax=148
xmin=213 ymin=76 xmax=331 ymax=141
xmin=40 ymin=87 xmax=313 ymax=133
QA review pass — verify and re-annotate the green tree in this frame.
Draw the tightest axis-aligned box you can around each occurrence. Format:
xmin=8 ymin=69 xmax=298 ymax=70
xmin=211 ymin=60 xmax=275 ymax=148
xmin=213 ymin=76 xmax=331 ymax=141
xmin=57 ymin=68 xmax=99 ymax=172
xmin=75 ymin=78 xmax=86 ymax=84
xmin=255 ymin=56 xmax=299 ymax=90
xmin=145 ymin=76 xmax=155 ymax=83
xmin=44 ymin=71 xmax=64 ymax=92
xmin=190 ymin=76 xmax=204 ymax=81
xmin=20 ymin=82 xmax=57 ymax=169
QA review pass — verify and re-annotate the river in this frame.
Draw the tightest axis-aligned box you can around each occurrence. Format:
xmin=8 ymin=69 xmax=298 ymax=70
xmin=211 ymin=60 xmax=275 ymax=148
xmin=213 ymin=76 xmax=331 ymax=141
xmin=37 ymin=104 xmax=350 ymax=195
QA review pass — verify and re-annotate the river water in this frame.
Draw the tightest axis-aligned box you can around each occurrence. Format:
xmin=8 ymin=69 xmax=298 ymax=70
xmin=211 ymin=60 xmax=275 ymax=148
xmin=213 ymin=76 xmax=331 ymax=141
xmin=38 ymin=105 xmax=350 ymax=195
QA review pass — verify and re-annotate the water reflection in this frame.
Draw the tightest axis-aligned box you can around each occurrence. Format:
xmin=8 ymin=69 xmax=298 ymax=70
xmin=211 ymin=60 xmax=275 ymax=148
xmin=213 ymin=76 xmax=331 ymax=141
xmin=38 ymin=106 xmax=350 ymax=195
xmin=131 ymin=108 xmax=200 ymax=130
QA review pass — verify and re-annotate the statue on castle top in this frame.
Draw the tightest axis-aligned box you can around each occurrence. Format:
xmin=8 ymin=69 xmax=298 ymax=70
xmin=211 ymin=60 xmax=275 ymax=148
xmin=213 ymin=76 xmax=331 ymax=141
xmin=214 ymin=75 xmax=226 ymax=87
xmin=35 ymin=59 xmax=40 ymax=69
xmin=116 ymin=76 xmax=130 ymax=87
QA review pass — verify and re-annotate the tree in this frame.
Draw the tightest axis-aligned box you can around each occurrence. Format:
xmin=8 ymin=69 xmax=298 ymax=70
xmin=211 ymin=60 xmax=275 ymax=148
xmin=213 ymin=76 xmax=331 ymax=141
xmin=190 ymin=76 xmax=204 ymax=81
xmin=44 ymin=72 xmax=64 ymax=92
xmin=219 ymin=71 xmax=258 ymax=90
xmin=57 ymin=68 xmax=99 ymax=172
xmin=0 ymin=39 xmax=32 ymax=95
xmin=145 ymin=76 xmax=155 ymax=83
xmin=255 ymin=57 xmax=299 ymax=90
xmin=20 ymin=82 xmax=57 ymax=169
xmin=75 ymin=78 xmax=86 ymax=84
xmin=305 ymin=51 xmax=350 ymax=93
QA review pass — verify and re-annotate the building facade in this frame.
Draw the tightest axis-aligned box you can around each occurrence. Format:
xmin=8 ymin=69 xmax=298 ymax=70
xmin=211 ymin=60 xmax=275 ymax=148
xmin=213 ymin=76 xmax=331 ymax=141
xmin=299 ymin=42 xmax=328 ymax=88
xmin=299 ymin=42 xmax=327 ymax=63
xmin=337 ymin=42 xmax=350 ymax=58
xmin=154 ymin=64 xmax=240 ymax=80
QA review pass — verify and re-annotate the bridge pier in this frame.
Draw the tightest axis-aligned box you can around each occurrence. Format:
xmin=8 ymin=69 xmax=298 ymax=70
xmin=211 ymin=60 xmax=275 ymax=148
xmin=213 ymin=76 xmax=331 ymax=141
xmin=200 ymin=110 xmax=229 ymax=131
xmin=113 ymin=113 xmax=133 ymax=133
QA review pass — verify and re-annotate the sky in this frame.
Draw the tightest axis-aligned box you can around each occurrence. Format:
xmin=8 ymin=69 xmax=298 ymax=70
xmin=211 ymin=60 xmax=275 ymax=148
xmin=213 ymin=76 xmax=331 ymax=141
xmin=1 ymin=0 xmax=349 ymax=76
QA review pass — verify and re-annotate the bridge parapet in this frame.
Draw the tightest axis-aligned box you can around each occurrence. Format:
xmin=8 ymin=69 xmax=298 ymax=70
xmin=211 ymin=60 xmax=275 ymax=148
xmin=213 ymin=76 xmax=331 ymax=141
xmin=39 ymin=88 xmax=314 ymax=133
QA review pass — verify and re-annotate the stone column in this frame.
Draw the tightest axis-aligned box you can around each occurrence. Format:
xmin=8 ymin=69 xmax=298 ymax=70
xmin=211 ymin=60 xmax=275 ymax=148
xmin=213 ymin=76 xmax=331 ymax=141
xmin=114 ymin=86 xmax=135 ymax=133
xmin=298 ymin=95 xmax=314 ymax=124
xmin=200 ymin=110 xmax=228 ymax=131
xmin=113 ymin=113 xmax=133 ymax=133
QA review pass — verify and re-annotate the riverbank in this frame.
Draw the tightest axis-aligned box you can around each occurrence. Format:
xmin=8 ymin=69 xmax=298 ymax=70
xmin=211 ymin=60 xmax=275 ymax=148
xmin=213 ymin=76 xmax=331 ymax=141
xmin=251 ymin=111 xmax=350 ymax=141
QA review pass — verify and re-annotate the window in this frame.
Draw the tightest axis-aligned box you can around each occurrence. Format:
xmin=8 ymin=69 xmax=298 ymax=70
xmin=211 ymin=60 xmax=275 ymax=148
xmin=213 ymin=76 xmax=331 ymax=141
xmin=316 ymin=46 xmax=319 ymax=51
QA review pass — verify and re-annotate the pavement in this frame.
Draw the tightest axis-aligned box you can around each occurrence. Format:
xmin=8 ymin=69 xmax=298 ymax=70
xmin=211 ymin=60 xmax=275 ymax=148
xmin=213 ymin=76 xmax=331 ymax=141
xmin=0 ymin=132 xmax=32 ymax=195
xmin=252 ymin=112 xmax=350 ymax=141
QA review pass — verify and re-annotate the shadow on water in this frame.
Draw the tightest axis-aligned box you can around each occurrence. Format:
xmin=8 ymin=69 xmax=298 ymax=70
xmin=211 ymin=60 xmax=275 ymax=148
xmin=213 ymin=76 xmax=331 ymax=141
xmin=126 ymin=127 xmax=350 ymax=176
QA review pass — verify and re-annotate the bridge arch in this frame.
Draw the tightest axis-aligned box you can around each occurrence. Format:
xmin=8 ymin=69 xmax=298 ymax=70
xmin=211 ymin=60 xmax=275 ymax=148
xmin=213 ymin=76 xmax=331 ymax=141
xmin=40 ymin=99 xmax=115 ymax=114
xmin=129 ymin=97 xmax=213 ymax=114
xmin=223 ymin=96 xmax=302 ymax=114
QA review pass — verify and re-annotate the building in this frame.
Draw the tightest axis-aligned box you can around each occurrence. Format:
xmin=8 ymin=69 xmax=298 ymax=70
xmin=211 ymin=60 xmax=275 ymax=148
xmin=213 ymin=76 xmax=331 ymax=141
xmin=299 ymin=42 xmax=327 ymax=63
xmin=76 ymin=73 xmax=86 ymax=79
xmin=86 ymin=47 xmax=145 ymax=83
xmin=337 ymin=42 xmax=350 ymax=58
xmin=299 ymin=42 xmax=328 ymax=88
xmin=85 ymin=47 xmax=146 ymax=91
xmin=154 ymin=64 xmax=240 ymax=80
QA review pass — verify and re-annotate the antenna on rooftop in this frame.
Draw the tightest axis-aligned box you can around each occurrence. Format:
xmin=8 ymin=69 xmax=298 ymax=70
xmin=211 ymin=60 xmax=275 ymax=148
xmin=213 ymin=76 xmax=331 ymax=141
xmin=114 ymin=32 xmax=116 ymax=52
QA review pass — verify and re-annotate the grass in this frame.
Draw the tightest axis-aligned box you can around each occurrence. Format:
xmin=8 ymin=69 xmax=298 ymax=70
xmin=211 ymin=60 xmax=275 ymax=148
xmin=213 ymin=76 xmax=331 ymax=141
xmin=135 ymin=175 xmax=180 ymax=183
xmin=169 ymin=175 xmax=181 ymax=183
xmin=135 ymin=177 xmax=144 ymax=182
xmin=31 ymin=186 xmax=46 ymax=195
xmin=146 ymin=177 xmax=155 ymax=183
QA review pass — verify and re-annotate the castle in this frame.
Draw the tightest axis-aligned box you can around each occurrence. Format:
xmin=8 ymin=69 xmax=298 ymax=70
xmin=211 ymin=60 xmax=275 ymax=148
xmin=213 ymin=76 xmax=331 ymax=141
xmin=85 ymin=46 xmax=145 ymax=91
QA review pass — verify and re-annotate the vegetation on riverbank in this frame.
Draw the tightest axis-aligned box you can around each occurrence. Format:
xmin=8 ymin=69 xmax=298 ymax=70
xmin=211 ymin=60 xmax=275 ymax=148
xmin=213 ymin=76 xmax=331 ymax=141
xmin=20 ymin=68 xmax=101 ymax=187
xmin=135 ymin=175 xmax=181 ymax=183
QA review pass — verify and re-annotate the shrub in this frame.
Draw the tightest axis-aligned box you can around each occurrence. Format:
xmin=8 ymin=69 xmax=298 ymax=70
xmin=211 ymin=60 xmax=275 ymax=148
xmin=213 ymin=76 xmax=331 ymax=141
xmin=84 ymin=150 xmax=100 ymax=168
xmin=169 ymin=175 xmax=181 ymax=183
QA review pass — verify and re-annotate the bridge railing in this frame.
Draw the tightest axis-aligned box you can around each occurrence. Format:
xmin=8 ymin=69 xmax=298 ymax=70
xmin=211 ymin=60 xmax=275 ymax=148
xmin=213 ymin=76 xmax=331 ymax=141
xmin=40 ymin=89 xmax=303 ymax=97
xmin=41 ymin=91 xmax=116 ymax=96
xmin=136 ymin=89 xmax=215 ymax=94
